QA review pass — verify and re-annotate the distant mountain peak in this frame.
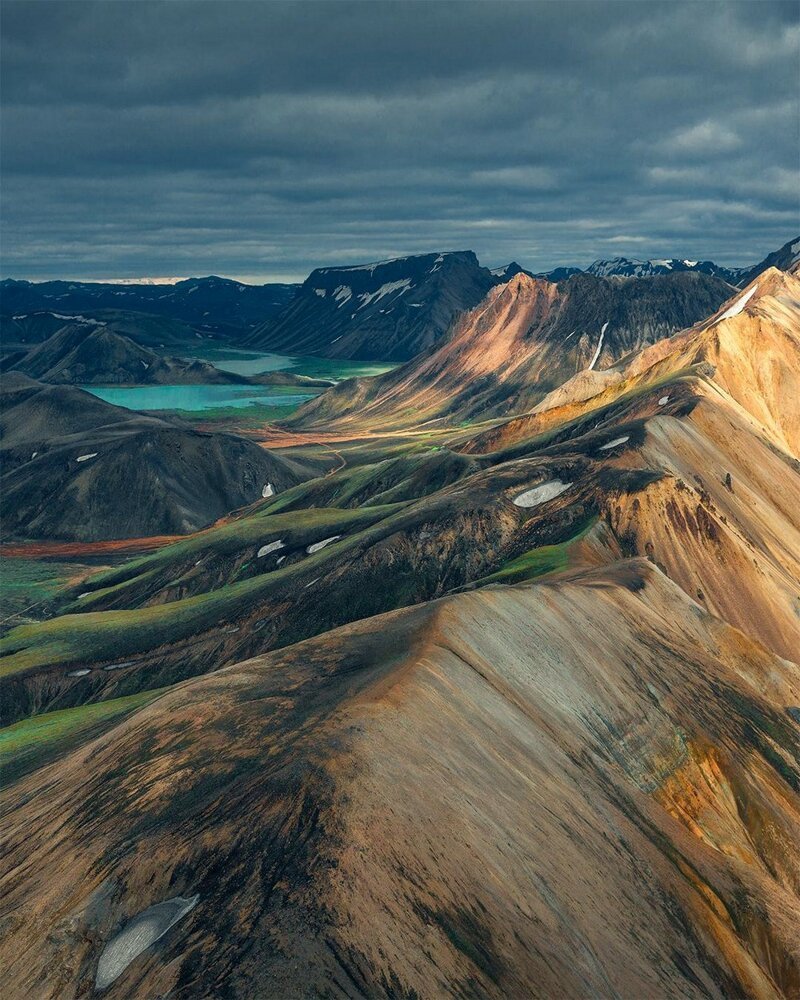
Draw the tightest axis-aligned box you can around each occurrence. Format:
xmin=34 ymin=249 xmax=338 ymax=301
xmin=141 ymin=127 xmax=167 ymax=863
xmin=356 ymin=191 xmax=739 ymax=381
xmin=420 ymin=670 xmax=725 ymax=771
xmin=247 ymin=250 xmax=496 ymax=361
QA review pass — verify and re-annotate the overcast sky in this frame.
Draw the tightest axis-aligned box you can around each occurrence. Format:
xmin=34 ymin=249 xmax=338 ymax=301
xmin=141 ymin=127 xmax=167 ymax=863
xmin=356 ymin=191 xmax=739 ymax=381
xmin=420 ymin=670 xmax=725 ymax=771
xmin=2 ymin=0 xmax=798 ymax=282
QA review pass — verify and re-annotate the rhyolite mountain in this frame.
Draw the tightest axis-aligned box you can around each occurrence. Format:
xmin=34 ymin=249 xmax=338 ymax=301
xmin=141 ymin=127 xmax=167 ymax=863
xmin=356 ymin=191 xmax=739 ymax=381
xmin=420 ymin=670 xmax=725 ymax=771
xmin=2 ymin=266 xmax=799 ymax=999
xmin=291 ymin=269 xmax=734 ymax=428
xmin=245 ymin=251 xmax=497 ymax=361
xmin=0 ymin=374 xmax=324 ymax=541
xmin=0 ymin=275 xmax=299 ymax=340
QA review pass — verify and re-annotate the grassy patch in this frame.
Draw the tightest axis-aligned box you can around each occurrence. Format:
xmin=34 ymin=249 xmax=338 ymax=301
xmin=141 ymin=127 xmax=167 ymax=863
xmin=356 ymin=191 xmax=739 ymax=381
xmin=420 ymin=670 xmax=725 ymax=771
xmin=0 ymin=557 xmax=89 ymax=624
xmin=167 ymin=397 xmax=318 ymax=427
xmin=0 ymin=688 xmax=163 ymax=784
xmin=80 ymin=503 xmax=400 ymax=594
xmin=480 ymin=518 xmax=597 ymax=586
xmin=290 ymin=356 xmax=398 ymax=381
xmin=0 ymin=503 xmax=407 ymax=674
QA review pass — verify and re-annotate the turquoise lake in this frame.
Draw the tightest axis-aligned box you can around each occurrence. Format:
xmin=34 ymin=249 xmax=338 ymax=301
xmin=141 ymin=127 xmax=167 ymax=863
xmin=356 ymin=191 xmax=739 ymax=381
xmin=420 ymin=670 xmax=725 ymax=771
xmin=79 ymin=350 xmax=397 ymax=413
xmin=83 ymin=385 xmax=316 ymax=412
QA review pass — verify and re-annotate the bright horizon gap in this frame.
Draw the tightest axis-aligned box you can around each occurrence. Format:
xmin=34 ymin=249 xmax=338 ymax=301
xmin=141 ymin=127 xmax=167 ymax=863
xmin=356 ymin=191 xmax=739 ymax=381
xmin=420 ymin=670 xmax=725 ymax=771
xmin=1 ymin=236 xmax=794 ymax=288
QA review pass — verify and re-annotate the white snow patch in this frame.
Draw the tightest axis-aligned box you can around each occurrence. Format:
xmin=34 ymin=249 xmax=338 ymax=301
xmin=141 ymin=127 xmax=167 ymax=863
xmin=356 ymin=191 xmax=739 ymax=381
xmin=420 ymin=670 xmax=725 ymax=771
xmin=588 ymin=323 xmax=608 ymax=371
xmin=95 ymin=895 xmax=199 ymax=990
xmin=357 ymin=279 xmax=412 ymax=310
xmin=333 ymin=285 xmax=352 ymax=307
xmin=257 ymin=540 xmax=284 ymax=558
xmin=68 ymin=669 xmax=91 ymax=677
xmin=305 ymin=577 xmax=320 ymax=588
xmin=306 ymin=535 xmax=340 ymax=554
xmin=262 ymin=483 xmax=275 ymax=498
xmin=658 ymin=395 xmax=670 ymax=406
xmin=716 ymin=283 xmax=758 ymax=322
xmin=683 ymin=260 xmax=698 ymax=267
xmin=513 ymin=480 xmax=571 ymax=508
xmin=31 ymin=452 xmax=37 ymax=459
xmin=599 ymin=435 xmax=630 ymax=451
xmin=276 ymin=555 xmax=286 ymax=565
xmin=140 ymin=360 xmax=149 ymax=369
xmin=331 ymin=336 xmax=342 ymax=343
xmin=314 ymin=288 xmax=327 ymax=297
xmin=49 ymin=312 xmax=106 ymax=326
xmin=76 ymin=453 xmax=98 ymax=462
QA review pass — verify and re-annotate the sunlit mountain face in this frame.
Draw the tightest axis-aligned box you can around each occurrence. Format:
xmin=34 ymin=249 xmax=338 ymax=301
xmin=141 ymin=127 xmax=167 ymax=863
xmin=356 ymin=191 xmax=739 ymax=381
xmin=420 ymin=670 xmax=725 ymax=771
xmin=1 ymin=0 xmax=799 ymax=996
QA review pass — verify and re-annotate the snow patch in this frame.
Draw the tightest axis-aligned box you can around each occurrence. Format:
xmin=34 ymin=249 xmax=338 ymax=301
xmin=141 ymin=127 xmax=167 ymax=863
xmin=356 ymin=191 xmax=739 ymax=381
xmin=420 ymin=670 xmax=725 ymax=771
xmin=588 ymin=323 xmax=608 ymax=371
xmin=357 ymin=279 xmax=412 ymax=310
xmin=95 ymin=895 xmax=199 ymax=990
xmin=333 ymin=285 xmax=352 ymax=307
xmin=68 ymin=669 xmax=91 ymax=677
xmin=599 ymin=435 xmax=630 ymax=451
xmin=306 ymin=535 xmax=340 ymax=554
xmin=257 ymin=540 xmax=284 ymax=558
xmin=658 ymin=395 xmax=670 ymax=406
xmin=49 ymin=312 xmax=107 ymax=326
xmin=76 ymin=453 xmax=98 ymax=462
xmin=262 ymin=483 xmax=275 ymax=498
xmin=314 ymin=288 xmax=327 ymax=297
xmin=513 ymin=480 xmax=571 ymax=508
xmin=716 ymin=283 xmax=758 ymax=322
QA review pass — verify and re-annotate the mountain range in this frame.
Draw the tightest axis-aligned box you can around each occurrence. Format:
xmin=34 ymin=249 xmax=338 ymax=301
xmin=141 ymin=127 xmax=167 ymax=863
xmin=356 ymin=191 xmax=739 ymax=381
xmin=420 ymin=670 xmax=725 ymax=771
xmin=3 ymin=238 xmax=796 ymax=363
xmin=1 ymin=239 xmax=799 ymax=999
xmin=0 ymin=275 xmax=297 ymax=341
xmin=291 ymin=269 xmax=734 ymax=427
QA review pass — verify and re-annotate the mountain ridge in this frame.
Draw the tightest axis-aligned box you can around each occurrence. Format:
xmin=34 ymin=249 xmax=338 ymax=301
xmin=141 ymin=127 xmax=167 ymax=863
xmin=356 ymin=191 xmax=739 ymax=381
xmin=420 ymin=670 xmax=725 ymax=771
xmin=244 ymin=250 xmax=497 ymax=361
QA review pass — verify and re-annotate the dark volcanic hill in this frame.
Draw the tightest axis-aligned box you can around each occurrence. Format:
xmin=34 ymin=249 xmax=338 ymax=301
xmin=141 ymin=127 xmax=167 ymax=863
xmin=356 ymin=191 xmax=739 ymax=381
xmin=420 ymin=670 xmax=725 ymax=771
xmin=0 ymin=275 xmax=298 ymax=339
xmin=734 ymin=235 xmax=800 ymax=287
xmin=245 ymin=251 xmax=497 ymax=361
xmin=292 ymin=269 xmax=734 ymax=428
xmin=9 ymin=323 xmax=252 ymax=385
xmin=0 ymin=374 xmax=319 ymax=541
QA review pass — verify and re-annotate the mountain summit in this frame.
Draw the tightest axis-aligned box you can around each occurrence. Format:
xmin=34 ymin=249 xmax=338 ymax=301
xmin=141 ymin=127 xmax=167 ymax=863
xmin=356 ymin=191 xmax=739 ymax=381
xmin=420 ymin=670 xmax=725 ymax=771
xmin=245 ymin=251 xmax=496 ymax=361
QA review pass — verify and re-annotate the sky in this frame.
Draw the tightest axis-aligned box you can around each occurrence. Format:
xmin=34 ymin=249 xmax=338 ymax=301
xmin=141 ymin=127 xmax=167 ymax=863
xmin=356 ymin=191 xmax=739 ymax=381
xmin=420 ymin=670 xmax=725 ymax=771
xmin=1 ymin=0 xmax=798 ymax=283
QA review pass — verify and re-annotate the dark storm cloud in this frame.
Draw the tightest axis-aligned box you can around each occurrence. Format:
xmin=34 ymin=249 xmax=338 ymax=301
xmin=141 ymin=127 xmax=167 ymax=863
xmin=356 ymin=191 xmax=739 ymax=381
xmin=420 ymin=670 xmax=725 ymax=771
xmin=1 ymin=0 xmax=798 ymax=280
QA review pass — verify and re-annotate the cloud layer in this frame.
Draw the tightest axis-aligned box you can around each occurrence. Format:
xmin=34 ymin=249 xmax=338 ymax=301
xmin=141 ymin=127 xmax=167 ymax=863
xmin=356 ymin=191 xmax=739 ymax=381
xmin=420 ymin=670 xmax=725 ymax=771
xmin=2 ymin=0 xmax=798 ymax=280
